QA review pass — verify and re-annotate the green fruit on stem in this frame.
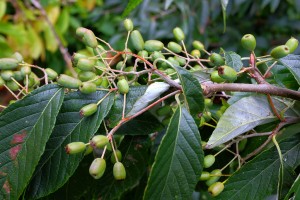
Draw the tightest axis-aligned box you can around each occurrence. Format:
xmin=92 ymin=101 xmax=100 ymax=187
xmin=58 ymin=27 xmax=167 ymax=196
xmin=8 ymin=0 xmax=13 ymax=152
xmin=6 ymin=80 xmax=19 ymax=91
xmin=124 ymin=18 xmax=134 ymax=31
xmin=204 ymin=154 xmax=216 ymax=168
xmin=138 ymin=50 xmax=148 ymax=62
xmin=72 ymin=53 xmax=88 ymax=65
xmin=167 ymin=57 xmax=179 ymax=66
xmin=192 ymin=40 xmax=205 ymax=51
xmin=0 ymin=76 xmax=4 ymax=86
xmin=208 ymin=182 xmax=224 ymax=197
xmin=100 ymin=77 xmax=109 ymax=88
xmin=20 ymin=66 xmax=31 ymax=76
xmin=1 ymin=70 xmax=14 ymax=81
xmin=0 ymin=58 xmax=19 ymax=70
xmin=91 ymin=135 xmax=109 ymax=148
xmin=173 ymin=27 xmax=185 ymax=41
xmin=65 ymin=142 xmax=86 ymax=154
xmin=82 ymin=29 xmax=98 ymax=48
xmin=13 ymin=71 xmax=23 ymax=81
xmin=270 ymin=45 xmax=290 ymax=59
xmin=80 ymin=82 xmax=97 ymax=94
xmin=122 ymin=48 xmax=132 ymax=60
xmin=189 ymin=65 xmax=202 ymax=72
xmin=111 ymin=149 xmax=123 ymax=163
xmin=11 ymin=52 xmax=23 ymax=63
xmin=199 ymin=171 xmax=210 ymax=181
xmin=241 ymin=34 xmax=256 ymax=51
xmin=113 ymin=162 xmax=126 ymax=180
xmin=218 ymin=65 xmax=237 ymax=82
xmin=206 ymin=169 xmax=222 ymax=186
xmin=209 ymin=53 xmax=225 ymax=66
xmin=191 ymin=49 xmax=201 ymax=57
xmin=174 ymin=56 xmax=186 ymax=66
xmin=78 ymin=71 xmax=96 ymax=82
xmin=204 ymin=98 xmax=213 ymax=107
xmin=144 ymin=40 xmax=164 ymax=52
xmin=210 ymin=70 xmax=225 ymax=83
xmin=124 ymin=66 xmax=135 ymax=80
xmin=57 ymin=74 xmax=82 ymax=89
xmin=45 ymin=68 xmax=58 ymax=80
xmin=117 ymin=79 xmax=129 ymax=94
xmin=80 ymin=103 xmax=98 ymax=117
xmin=89 ymin=158 xmax=106 ymax=179
xmin=93 ymin=77 xmax=103 ymax=86
xmin=76 ymin=27 xmax=88 ymax=37
xmin=130 ymin=30 xmax=144 ymax=51
xmin=150 ymin=51 xmax=165 ymax=62
xmin=77 ymin=58 xmax=95 ymax=71
xmin=156 ymin=105 xmax=172 ymax=116
xmin=93 ymin=45 xmax=106 ymax=57
xmin=167 ymin=42 xmax=182 ymax=53
xmin=285 ymin=37 xmax=298 ymax=53
xmin=238 ymin=138 xmax=248 ymax=152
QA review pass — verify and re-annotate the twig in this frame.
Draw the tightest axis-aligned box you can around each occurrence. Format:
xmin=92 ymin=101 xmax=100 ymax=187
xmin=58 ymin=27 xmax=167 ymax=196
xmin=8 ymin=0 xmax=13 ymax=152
xmin=30 ymin=0 xmax=76 ymax=77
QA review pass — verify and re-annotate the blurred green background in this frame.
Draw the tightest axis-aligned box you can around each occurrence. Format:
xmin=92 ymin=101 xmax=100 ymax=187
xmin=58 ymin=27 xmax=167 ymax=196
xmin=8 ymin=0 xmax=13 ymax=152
xmin=0 ymin=0 xmax=299 ymax=74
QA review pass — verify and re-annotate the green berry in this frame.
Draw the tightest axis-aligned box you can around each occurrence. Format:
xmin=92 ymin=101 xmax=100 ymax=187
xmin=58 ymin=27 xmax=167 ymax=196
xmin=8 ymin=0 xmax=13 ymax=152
xmin=124 ymin=18 xmax=133 ymax=31
xmin=57 ymin=74 xmax=82 ymax=89
xmin=76 ymin=27 xmax=88 ymax=38
xmin=13 ymin=71 xmax=23 ymax=81
xmin=173 ymin=27 xmax=185 ymax=41
xmin=156 ymin=105 xmax=172 ymax=116
xmin=204 ymin=98 xmax=213 ymax=107
xmin=77 ymin=58 xmax=95 ymax=71
xmin=174 ymin=56 xmax=186 ymax=66
xmin=72 ymin=53 xmax=88 ymax=66
xmin=218 ymin=65 xmax=237 ymax=82
xmin=100 ymin=77 xmax=109 ymax=88
xmin=84 ymin=145 xmax=93 ymax=155
xmin=45 ymin=68 xmax=58 ymax=80
xmin=11 ymin=52 xmax=23 ymax=63
xmin=167 ymin=57 xmax=179 ymax=66
xmin=93 ymin=77 xmax=103 ymax=86
xmin=0 ymin=58 xmax=19 ymax=70
xmin=80 ymin=103 xmax=98 ymax=117
xmin=192 ymin=40 xmax=205 ymax=51
xmin=189 ymin=65 xmax=202 ymax=72
xmin=117 ymin=79 xmax=129 ymax=94
xmin=89 ymin=158 xmax=106 ymax=179
xmin=80 ymin=82 xmax=97 ymax=94
xmin=124 ymin=66 xmax=135 ymax=80
xmin=167 ymin=42 xmax=182 ymax=53
xmin=1 ymin=70 xmax=14 ymax=81
xmin=113 ymin=162 xmax=126 ymax=180
xmin=241 ymin=34 xmax=256 ymax=51
xmin=203 ymin=111 xmax=212 ymax=121
xmin=138 ymin=50 xmax=149 ymax=62
xmin=91 ymin=135 xmax=109 ymax=148
xmin=111 ymin=149 xmax=123 ymax=164
xmin=78 ymin=71 xmax=96 ymax=82
xmin=65 ymin=142 xmax=86 ymax=154
xmin=210 ymin=70 xmax=225 ymax=83
xmin=208 ymin=182 xmax=224 ymax=197
xmin=199 ymin=171 xmax=210 ymax=181
xmin=82 ymin=29 xmax=98 ymax=48
xmin=206 ymin=169 xmax=222 ymax=186
xmin=23 ymin=76 xmax=35 ymax=88
xmin=144 ymin=40 xmax=164 ymax=52
xmin=238 ymin=139 xmax=248 ymax=152
xmin=285 ymin=37 xmax=299 ymax=53
xmin=0 ymin=76 xmax=5 ymax=86
xmin=93 ymin=45 xmax=106 ymax=57
xmin=209 ymin=53 xmax=225 ymax=66
xmin=6 ymin=80 xmax=19 ymax=91
xmin=130 ymin=30 xmax=144 ymax=51
xmin=204 ymin=154 xmax=216 ymax=168
xmin=20 ymin=66 xmax=31 ymax=76
xmin=191 ymin=49 xmax=201 ymax=57
xmin=270 ymin=45 xmax=290 ymax=59
xmin=150 ymin=51 xmax=165 ymax=62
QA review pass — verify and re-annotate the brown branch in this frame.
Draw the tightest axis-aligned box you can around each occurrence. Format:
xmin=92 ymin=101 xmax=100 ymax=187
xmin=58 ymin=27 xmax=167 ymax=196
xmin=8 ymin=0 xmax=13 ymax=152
xmin=202 ymin=83 xmax=300 ymax=101
xmin=31 ymin=0 xmax=76 ymax=77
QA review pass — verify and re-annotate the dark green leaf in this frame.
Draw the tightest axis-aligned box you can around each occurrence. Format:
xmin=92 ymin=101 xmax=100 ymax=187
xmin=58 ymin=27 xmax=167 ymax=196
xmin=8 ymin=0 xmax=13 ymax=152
xmin=47 ymin=136 xmax=151 ymax=200
xmin=216 ymin=135 xmax=300 ymax=200
xmin=173 ymin=66 xmax=204 ymax=121
xmin=144 ymin=107 xmax=203 ymax=200
xmin=26 ymin=91 xmax=114 ymax=199
xmin=116 ymin=112 xmax=163 ymax=135
xmin=207 ymin=95 xmax=299 ymax=148
xmin=280 ymin=54 xmax=300 ymax=85
xmin=284 ymin=174 xmax=300 ymax=200
xmin=224 ymin=51 xmax=243 ymax=71
xmin=122 ymin=0 xmax=143 ymax=17
xmin=0 ymin=84 xmax=64 ymax=199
